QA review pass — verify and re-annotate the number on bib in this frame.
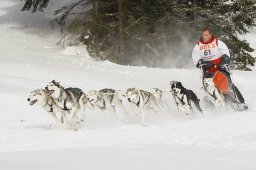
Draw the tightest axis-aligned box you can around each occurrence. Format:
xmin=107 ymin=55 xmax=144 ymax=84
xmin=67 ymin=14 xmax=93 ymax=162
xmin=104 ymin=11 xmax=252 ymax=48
xmin=204 ymin=49 xmax=211 ymax=56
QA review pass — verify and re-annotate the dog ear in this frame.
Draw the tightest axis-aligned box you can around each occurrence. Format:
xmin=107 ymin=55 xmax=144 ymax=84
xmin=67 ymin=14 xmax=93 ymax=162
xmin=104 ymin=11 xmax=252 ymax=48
xmin=170 ymin=81 xmax=175 ymax=89
xmin=51 ymin=80 xmax=60 ymax=87
xmin=54 ymin=80 xmax=61 ymax=87
xmin=170 ymin=81 xmax=175 ymax=85
xmin=177 ymin=82 xmax=182 ymax=87
xmin=136 ymin=88 xmax=141 ymax=94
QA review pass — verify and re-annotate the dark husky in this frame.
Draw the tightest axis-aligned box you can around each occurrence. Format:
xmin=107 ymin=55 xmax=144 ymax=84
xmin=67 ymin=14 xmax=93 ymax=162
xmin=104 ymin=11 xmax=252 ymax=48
xmin=170 ymin=81 xmax=202 ymax=115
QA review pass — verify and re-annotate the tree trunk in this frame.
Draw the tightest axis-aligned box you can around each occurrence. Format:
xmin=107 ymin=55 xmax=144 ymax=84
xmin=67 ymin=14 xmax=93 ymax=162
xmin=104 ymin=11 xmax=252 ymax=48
xmin=118 ymin=0 xmax=125 ymax=64
xmin=93 ymin=0 xmax=102 ymax=60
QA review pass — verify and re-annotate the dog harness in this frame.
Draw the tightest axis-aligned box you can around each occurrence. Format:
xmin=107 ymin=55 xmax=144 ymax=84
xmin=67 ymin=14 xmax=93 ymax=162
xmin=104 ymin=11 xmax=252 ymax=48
xmin=95 ymin=89 xmax=115 ymax=109
xmin=57 ymin=87 xmax=84 ymax=111
xmin=174 ymin=93 xmax=186 ymax=106
xmin=136 ymin=96 xmax=141 ymax=107
xmin=99 ymin=89 xmax=115 ymax=103
xmin=136 ymin=91 xmax=150 ymax=107
xmin=43 ymin=97 xmax=54 ymax=113
xmin=95 ymin=96 xmax=106 ymax=109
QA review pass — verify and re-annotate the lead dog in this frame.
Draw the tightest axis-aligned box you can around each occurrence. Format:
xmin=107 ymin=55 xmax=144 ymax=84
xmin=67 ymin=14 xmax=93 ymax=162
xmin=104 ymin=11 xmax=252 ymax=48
xmin=86 ymin=88 xmax=127 ymax=115
xmin=126 ymin=88 xmax=161 ymax=126
xmin=45 ymin=80 xmax=86 ymax=123
xmin=170 ymin=81 xmax=202 ymax=115
xmin=27 ymin=89 xmax=86 ymax=130
xmin=27 ymin=89 xmax=67 ymax=124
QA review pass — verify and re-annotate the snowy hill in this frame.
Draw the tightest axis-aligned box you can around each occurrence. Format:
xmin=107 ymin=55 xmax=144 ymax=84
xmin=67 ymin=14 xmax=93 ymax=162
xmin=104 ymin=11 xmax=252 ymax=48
xmin=0 ymin=1 xmax=256 ymax=170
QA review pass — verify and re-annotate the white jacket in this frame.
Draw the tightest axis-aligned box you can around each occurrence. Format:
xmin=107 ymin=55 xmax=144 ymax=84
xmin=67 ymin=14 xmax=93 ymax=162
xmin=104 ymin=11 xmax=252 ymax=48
xmin=192 ymin=37 xmax=230 ymax=65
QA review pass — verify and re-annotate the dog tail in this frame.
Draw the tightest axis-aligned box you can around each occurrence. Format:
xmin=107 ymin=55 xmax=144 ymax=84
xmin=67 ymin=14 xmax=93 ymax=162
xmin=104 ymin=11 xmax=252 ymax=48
xmin=188 ymin=90 xmax=203 ymax=112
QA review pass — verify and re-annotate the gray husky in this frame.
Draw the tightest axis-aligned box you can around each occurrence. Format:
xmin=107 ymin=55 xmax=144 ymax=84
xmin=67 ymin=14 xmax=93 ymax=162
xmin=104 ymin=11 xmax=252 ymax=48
xmin=45 ymin=80 xmax=86 ymax=123
xmin=28 ymin=88 xmax=87 ymax=130
xmin=86 ymin=88 xmax=127 ymax=115
xmin=126 ymin=88 xmax=161 ymax=126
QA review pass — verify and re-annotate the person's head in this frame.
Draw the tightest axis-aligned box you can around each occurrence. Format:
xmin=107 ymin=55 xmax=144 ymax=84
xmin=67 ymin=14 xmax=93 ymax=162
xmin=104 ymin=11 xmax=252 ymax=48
xmin=201 ymin=27 xmax=213 ymax=42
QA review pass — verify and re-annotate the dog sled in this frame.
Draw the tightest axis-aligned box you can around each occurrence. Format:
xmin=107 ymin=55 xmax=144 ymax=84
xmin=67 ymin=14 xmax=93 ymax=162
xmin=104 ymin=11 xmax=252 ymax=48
xmin=202 ymin=70 xmax=248 ymax=111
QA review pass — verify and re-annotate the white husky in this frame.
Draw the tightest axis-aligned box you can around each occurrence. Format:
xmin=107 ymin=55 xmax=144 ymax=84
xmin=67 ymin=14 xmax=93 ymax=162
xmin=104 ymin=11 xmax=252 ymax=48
xmin=27 ymin=89 xmax=66 ymax=123
xmin=203 ymin=78 xmax=225 ymax=108
xmin=126 ymin=88 xmax=161 ymax=126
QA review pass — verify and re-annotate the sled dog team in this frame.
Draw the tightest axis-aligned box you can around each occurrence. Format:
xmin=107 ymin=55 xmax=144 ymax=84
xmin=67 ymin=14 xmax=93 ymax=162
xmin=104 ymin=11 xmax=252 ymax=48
xmin=27 ymin=79 xmax=231 ymax=129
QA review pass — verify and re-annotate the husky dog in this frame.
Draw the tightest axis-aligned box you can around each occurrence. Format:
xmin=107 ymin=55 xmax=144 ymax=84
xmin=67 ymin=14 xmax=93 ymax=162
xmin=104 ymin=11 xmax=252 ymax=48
xmin=126 ymin=88 xmax=161 ymax=126
xmin=170 ymin=81 xmax=202 ymax=115
xmin=45 ymin=80 xmax=86 ymax=123
xmin=86 ymin=88 xmax=127 ymax=114
xmin=27 ymin=89 xmax=66 ymax=123
xmin=150 ymin=88 xmax=163 ymax=103
xmin=203 ymin=78 xmax=225 ymax=108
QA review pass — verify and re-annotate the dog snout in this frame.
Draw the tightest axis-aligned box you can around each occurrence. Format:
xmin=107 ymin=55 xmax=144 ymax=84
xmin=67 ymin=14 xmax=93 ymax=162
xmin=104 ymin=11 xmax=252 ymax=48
xmin=45 ymin=86 xmax=48 ymax=91
xmin=128 ymin=98 xmax=131 ymax=102
xmin=27 ymin=98 xmax=30 ymax=102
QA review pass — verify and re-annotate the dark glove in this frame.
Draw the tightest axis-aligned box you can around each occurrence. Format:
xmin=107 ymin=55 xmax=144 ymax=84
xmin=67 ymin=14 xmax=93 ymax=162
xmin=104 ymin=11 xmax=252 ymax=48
xmin=196 ymin=59 xmax=213 ymax=70
xmin=219 ymin=54 xmax=230 ymax=67
xmin=219 ymin=54 xmax=231 ymax=74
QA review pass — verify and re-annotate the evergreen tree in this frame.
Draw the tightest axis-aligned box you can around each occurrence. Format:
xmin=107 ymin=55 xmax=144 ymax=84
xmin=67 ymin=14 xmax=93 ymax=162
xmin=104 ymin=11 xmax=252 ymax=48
xmin=21 ymin=0 xmax=256 ymax=70
xmin=21 ymin=0 xmax=49 ymax=13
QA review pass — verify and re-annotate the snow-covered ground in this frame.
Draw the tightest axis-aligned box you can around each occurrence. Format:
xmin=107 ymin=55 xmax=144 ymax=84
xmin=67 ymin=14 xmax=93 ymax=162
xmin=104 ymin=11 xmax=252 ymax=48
xmin=1 ymin=1 xmax=256 ymax=169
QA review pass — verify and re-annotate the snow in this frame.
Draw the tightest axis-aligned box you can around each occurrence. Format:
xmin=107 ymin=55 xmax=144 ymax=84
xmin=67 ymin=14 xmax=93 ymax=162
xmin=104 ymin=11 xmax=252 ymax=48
xmin=1 ymin=0 xmax=256 ymax=169
xmin=1 ymin=146 xmax=256 ymax=170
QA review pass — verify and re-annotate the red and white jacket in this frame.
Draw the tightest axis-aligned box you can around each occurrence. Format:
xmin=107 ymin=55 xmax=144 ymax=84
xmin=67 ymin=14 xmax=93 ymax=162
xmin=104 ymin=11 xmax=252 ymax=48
xmin=192 ymin=36 xmax=230 ymax=72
